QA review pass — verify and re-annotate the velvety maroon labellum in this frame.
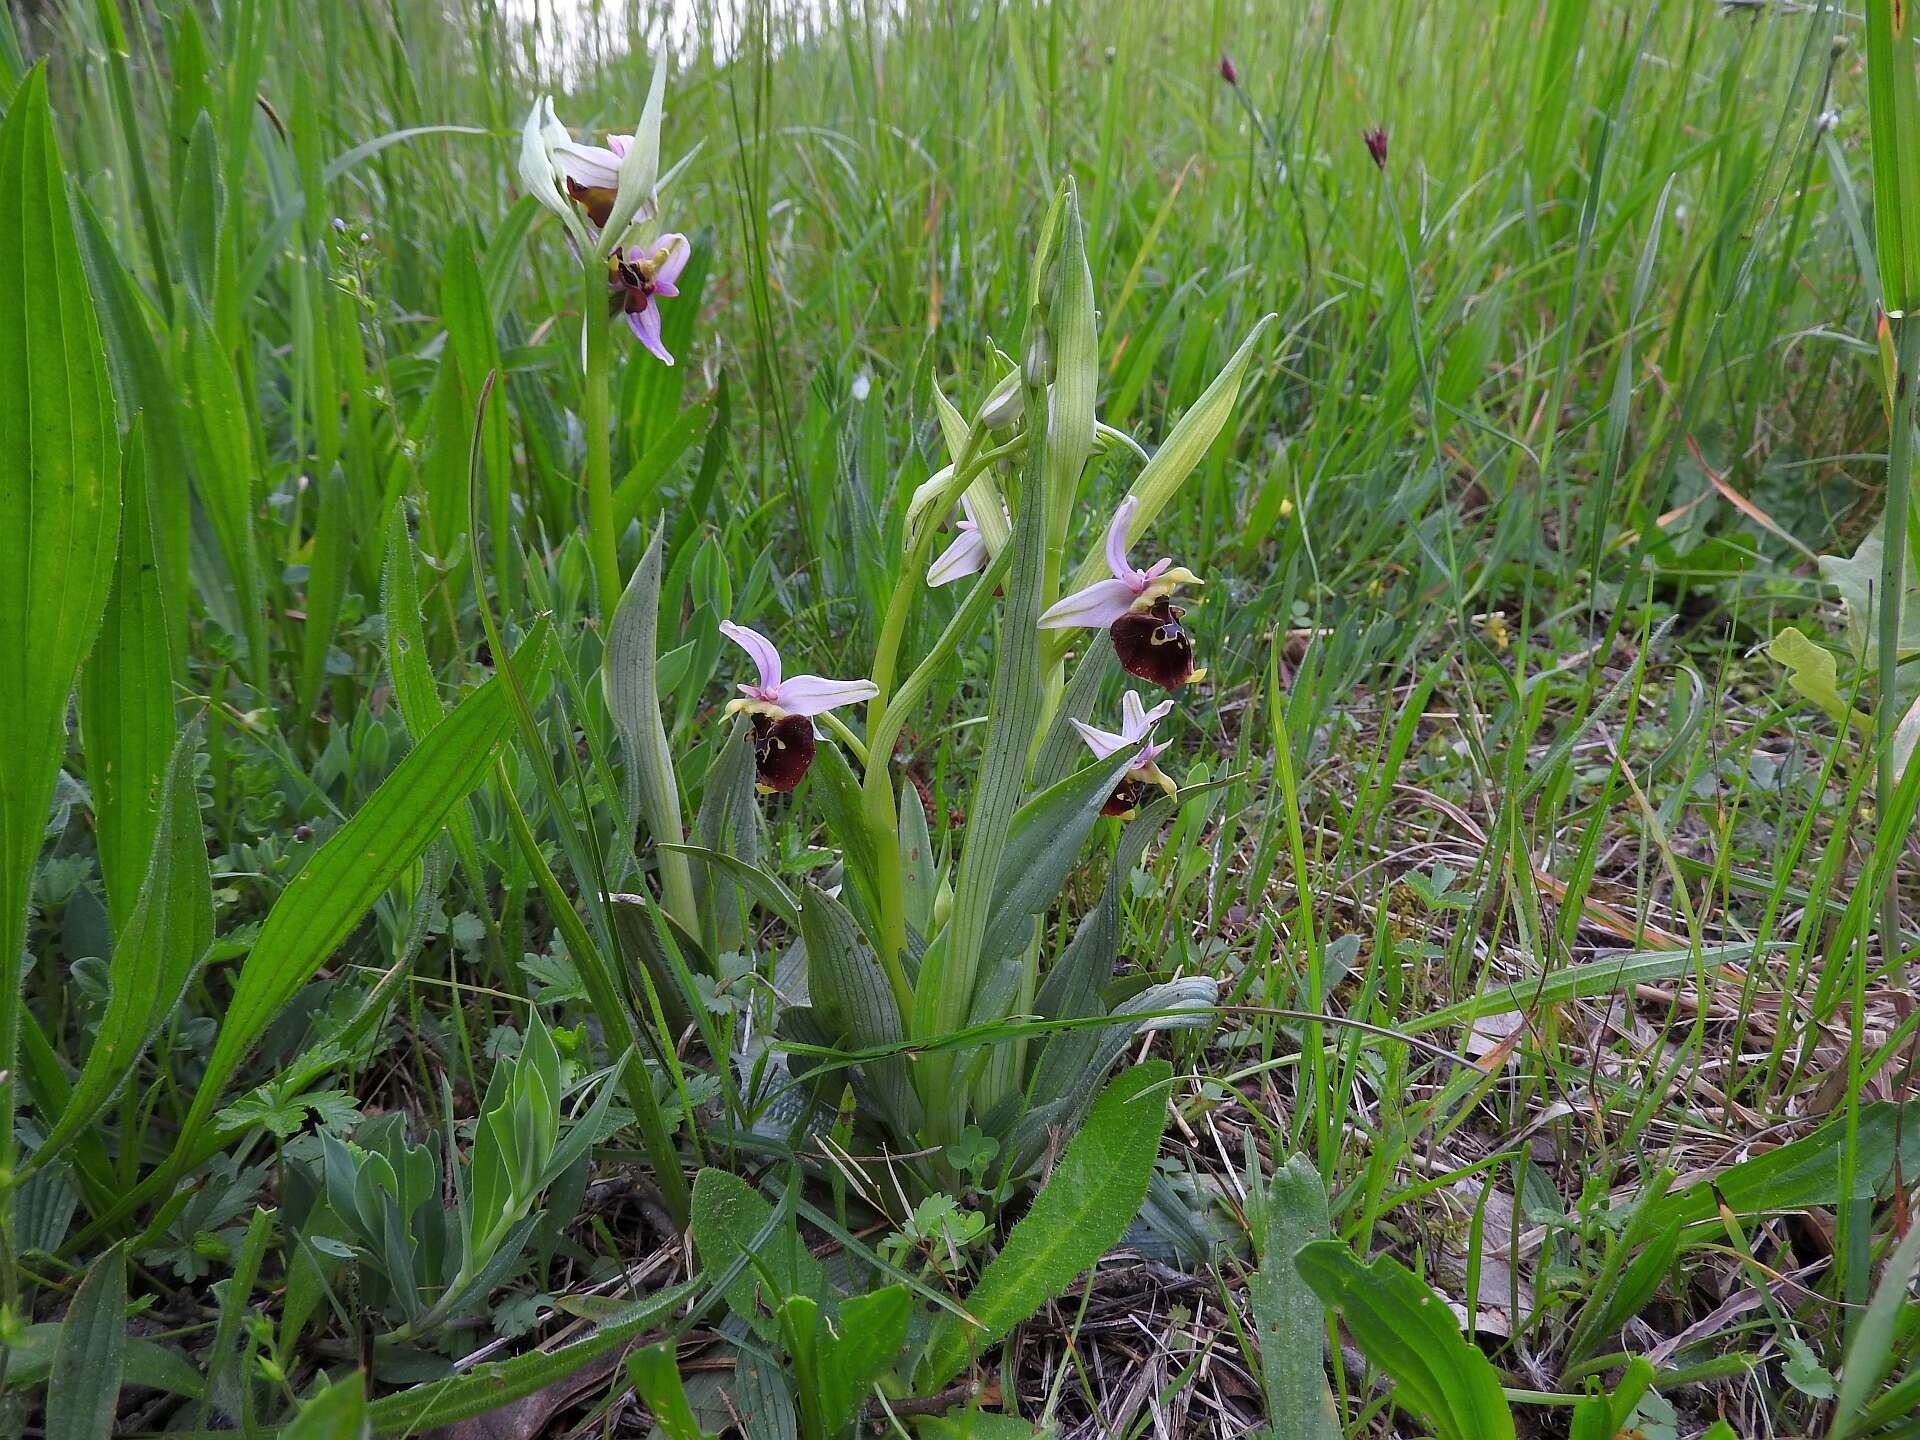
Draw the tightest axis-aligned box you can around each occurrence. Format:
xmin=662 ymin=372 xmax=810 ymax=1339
xmin=751 ymin=712 xmax=816 ymax=792
xmin=1110 ymin=597 xmax=1196 ymax=690
xmin=1101 ymin=778 xmax=1142 ymax=817
xmin=566 ymin=177 xmax=617 ymax=227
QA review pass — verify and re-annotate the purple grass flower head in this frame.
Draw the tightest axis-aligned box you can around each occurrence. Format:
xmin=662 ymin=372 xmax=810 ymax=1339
xmin=1073 ymin=691 xmax=1178 ymax=817
xmin=1037 ymin=496 xmax=1204 ymax=690
xmin=719 ymin=621 xmax=877 ymax=793
xmin=1219 ymin=51 xmax=1239 ymax=86
xmin=1363 ymin=126 xmax=1389 ymax=170
xmin=608 ymin=233 xmax=691 ymax=365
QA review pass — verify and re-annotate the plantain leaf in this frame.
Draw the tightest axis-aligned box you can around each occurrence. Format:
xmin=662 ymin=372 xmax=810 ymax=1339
xmin=0 ymin=66 xmax=123 ymax=1168
xmin=919 ymin=1060 xmax=1170 ymax=1390
xmin=1293 ymin=1241 xmax=1515 ymax=1440
xmin=1251 ymin=1158 xmax=1339 ymax=1440
xmin=46 ymin=1242 xmax=127 ymax=1440
xmin=820 ymin=1285 xmax=911 ymax=1434
xmin=28 ymin=723 xmax=209 ymax=1174
xmin=689 ymin=1168 xmax=828 ymax=1343
xmin=173 ymin=620 xmax=551 ymax=1155
xmin=628 ymin=1343 xmax=714 ymax=1440
xmin=365 ymin=1281 xmax=694 ymax=1434
xmin=79 ymin=422 xmax=177 ymax=932
xmin=282 ymin=1372 xmax=369 ymax=1440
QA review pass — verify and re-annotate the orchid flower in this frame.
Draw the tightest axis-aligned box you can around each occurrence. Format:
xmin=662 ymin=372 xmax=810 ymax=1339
xmin=519 ymin=98 xmax=628 ymax=236
xmin=517 ymin=94 xmax=665 ymax=250
xmin=927 ymin=495 xmax=1011 ymax=587
xmin=719 ymin=621 xmax=878 ymax=793
xmin=1037 ymin=497 xmax=1204 ymax=689
xmin=608 ymin=234 xmax=691 ymax=366
xmin=1073 ymin=691 xmax=1178 ymax=817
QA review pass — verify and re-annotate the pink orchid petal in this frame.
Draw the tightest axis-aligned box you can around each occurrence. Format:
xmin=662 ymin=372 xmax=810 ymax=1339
xmin=719 ymin=621 xmax=782 ymax=691
xmin=773 ymin=675 xmax=880 ymax=717
xmin=652 ymin=232 xmax=692 ymax=288
xmin=628 ymin=304 xmax=674 ymax=366
xmin=1071 ymin=718 xmax=1131 ymax=760
xmin=1121 ymin=691 xmax=1174 ymax=740
xmin=607 ymin=133 xmax=631 ymax=157
xmin=1037 ymin=577 xmax=1139 ymax=630
xmin=1104 ymin=496 xmax=1140 ymax=581
xmin=1143 ymin=557 xmax=1173 ymax=581
xmin=928 ymin=529 xmax=989 ymax=587
xmin=552 ymin=139 xmax=622 ymax=189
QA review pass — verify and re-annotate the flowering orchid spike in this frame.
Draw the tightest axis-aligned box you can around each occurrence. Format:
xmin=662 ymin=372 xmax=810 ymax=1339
xmin=1038 ymin=497 xmax=1205 ymax=690
xmin=1072 ymin=690 xmax=1179 ymax=817
xmin=719 ymin=621 xmax=877 ymax=793
xmin=608 ymin=234 xmax=691 ymax=365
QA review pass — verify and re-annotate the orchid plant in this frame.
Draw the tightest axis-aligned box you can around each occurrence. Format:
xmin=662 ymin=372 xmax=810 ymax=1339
xmin=519 ymin=69 xmax=700 ymax=621
xmin=600 ymin=173 xmax=1275 ymax=1229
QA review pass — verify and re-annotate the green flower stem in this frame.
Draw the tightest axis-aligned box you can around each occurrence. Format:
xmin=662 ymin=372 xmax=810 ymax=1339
xmin=858 ymin=548 xmax=1012 ymax=1016
xmin=858 ymin=423 xmax=1021 ymax=1006
xmin=868 ymin=420 xmax=990 ymax=710
xmin=582 ymin=264 xmax=622 ymax=624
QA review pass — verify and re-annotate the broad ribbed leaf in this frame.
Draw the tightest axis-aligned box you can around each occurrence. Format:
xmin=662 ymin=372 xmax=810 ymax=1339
xmin=1294 ymin=1242 xmax=1515 ymax=1440
xmin=689 ymin=1168 xmax=827 ymax=1342
xmin=80 ymin=423 xmax=176 ymax=931
xmin=0 ymin=67 xmax=122 ymax=1164
xmin=175 ymin=620 xmax=551 ymax=1149
xmin=919 ymin=1060 xmax=1170 ymax=1389
xmin=1251 ymin=1158 xmax=1339 ymax=1440
xmin=47 ymin=1242 xmax=127 ymax=1440
xmin=30 ymin=724 xmax=209 ymax=1172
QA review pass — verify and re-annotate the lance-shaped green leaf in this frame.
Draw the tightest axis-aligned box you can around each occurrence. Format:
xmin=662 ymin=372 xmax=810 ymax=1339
xmin=605 ymin=525 xmax=697 ymax=931
xmin=1046 ymin=180 xmax=1097 ymax=540
xmin=47 ymin=1242 xmax=128 ymax=1440
xmin=27 ymin=724 xmax=209 ymax=1175
xmin=0 ymin=66 xmax=123 ymax=1172
xmin=80 ymin=422 xmax=177 ymax=932
xmin=604 ymin=59 xmax=668 ymax=247
xmin=919 ymin=1060 xmax=1171 ymax=1390
xmin=1293 ymin=1242 xmax=1515 ymax=1440
xmin=173 ymin=620 xmax=552 ymax=1155
xmin=1060 ymin=314 xmax=1276 ymax=600
xmin=282 ymin=1372 xmax=369 ymax=1440
xmin=799 ymin=881 xmax=917 ymax=1133
xmin=1251 ymin=1157 xmax=1339 ymax=1440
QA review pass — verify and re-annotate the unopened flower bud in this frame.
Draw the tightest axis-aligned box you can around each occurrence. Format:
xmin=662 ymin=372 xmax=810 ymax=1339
xmin=1363 ymin=127 xmax=1389 ymax=171
xmin=979 ymin=371 xmax=1023 ymax=430
xmin=1023 ymin=328 xmax=1052 ymax=389
xmin=1219 ymin=51 xmax=1238 ymax=85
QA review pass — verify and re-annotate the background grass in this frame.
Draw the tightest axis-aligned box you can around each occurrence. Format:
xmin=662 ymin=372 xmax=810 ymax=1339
xmin=7 ymin=0 xmax=1917 ymax=1434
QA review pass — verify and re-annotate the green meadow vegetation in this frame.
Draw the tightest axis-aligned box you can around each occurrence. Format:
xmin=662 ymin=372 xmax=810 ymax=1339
xmin=2 ymin=0 xmax=1919 ymax=1434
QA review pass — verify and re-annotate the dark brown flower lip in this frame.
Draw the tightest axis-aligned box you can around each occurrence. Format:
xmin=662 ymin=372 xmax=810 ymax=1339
xmin=566 ymin=177 xmax=617 ymax=228
xmin=749 ymin=712 xmax=815 ymax=794
xmin=1109 ymin=597 xmax=1197 ymax=691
